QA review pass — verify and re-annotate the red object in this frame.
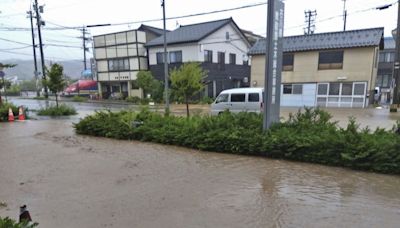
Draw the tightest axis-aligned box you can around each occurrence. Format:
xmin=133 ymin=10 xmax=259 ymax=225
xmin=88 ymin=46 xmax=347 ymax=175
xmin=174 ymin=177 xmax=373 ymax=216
xmin=8 ymin=108 xmax=14 ymax=122
xmin=65 ymin=80 xmax=97 ymax=93
xmin=18 ymin=106 xmax=25 ymax=121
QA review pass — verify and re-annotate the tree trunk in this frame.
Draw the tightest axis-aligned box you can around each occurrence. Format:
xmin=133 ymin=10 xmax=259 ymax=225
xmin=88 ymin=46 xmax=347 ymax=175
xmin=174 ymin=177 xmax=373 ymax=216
xmin=55 ymin=93 xmax=58 ymax=108
xmin=185 ymin=95 xmax=189 ymax=117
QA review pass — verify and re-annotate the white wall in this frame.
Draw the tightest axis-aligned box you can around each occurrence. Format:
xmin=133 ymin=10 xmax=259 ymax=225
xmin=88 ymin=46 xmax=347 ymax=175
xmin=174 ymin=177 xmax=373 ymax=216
xmin=199 ymin=23 xmax=250 ymax=64
xmin=147 ymin=22 xmax=250 ymax=66
xmin=280 ymin=83 xmax=317 ymax=107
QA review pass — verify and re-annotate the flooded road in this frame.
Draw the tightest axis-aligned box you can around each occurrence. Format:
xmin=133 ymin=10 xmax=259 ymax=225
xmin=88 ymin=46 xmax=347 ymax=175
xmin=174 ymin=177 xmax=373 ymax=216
xmin=1 ymin=118 xmax=399 ymax=228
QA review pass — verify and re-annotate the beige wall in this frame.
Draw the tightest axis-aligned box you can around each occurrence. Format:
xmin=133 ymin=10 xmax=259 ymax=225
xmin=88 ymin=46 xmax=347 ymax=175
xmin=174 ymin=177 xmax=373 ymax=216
xmin=251 ymin=47 xmax=378 ymax=91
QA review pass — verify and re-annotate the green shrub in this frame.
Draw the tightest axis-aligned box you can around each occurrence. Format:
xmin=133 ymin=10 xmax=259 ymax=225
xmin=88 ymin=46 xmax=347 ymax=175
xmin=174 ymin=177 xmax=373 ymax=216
xmin=0 ymin=217 xmax=38 ymax=228
xmin=0 ymin=102 xmax=19 ymax=121
xmin=125 ymin=96 xmax=141 ymax=104
xmin=33 ymin=96 xmax=47 ymax=100
xmin=72 ymin=95 xmax=87 ymax=102
xmin=74 ymin=107 xmax=400 ymax=174
xmin=199 ymin=96 xmax=214 ymax=104
xmin=37 ymin=104 xmax=77 ymax=116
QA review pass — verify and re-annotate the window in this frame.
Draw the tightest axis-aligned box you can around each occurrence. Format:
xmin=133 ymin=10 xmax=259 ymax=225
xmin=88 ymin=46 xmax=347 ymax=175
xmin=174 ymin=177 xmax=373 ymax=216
xmin=283 ymin=84 xmax=292 ymax=94
xmin=204 ymin=50 xmax=213 ymax=62
xmin=283 ymin=84 xmax=302 ymax=94
xmin=282 ymin=53 xmax=294 ymax=71
xmin=318 ymin=50 xmax=344 ymax=70
xmin=317 ymin=84 xmax=328 ymax=95
xmin=379 ymin=52 xmax=395 ymax=63
xmin=243 ymin=60 xmax=249 ymax=65
xmin=131 ymin=80 xmax=139 ymax=89
xmin=156 ymin=52 xmax=165 ymax=64
xmin=376 ymin=74 xmax=391 ymax=87
xmin=169 ymin=51 xmax=182 ymax=63
xmin=329 ymin=83 xmax=340 ymax=95
xmin=248 ymin=93 xmax=259 ymax=102
xmin=215 ymin=94 xmax=228 ymax=103
xmin=230 ymin=93 xmax=245 ymax=102
xmin=226 ymin=31 xmax=230 ymax=40
xmin=229 ymin=53 xmax=236 ymax=65
xmin=218 ymin=52 xmax=225 ymax=70
xmin=341 ymin=83 xmax=353 ymax=95
xmin=354 ymin=83 xmax=366 ymax=95
xmin=108 ymin=58 xmax=129 ymax=71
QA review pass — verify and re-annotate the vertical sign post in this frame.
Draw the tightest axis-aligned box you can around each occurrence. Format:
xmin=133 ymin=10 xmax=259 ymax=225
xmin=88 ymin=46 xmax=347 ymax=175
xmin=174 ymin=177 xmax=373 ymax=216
xmin=264 ymin=0 xmax=285 ymax=130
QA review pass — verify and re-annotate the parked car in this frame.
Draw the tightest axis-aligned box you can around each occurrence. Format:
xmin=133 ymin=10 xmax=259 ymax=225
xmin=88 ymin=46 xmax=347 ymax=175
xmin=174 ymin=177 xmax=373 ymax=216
xmin=210 ymin=88 xmax=264 ymax=115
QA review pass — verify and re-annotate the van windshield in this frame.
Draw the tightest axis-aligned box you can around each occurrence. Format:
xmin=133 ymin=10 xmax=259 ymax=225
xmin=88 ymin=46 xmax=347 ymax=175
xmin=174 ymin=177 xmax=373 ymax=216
xmin=215 ymin=94 xmax=229 ymax=103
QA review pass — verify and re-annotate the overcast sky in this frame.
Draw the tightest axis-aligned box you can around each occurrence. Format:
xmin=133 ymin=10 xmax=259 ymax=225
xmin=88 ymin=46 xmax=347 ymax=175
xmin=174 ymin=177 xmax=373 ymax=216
xmin=0 ymin=0 xmax=397 ymax=62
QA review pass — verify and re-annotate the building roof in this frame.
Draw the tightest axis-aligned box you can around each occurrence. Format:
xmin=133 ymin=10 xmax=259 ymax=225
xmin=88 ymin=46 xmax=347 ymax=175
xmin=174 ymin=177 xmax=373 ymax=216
xmin=138 ymin=24 xmax=168 ymax=36
xmin=145 ymin=18 xmax=248 ymax=47
xmin=249 ymin=27 xmax=384 ymax=55
xmin=384 ymin=37 xmax=395 ymax=49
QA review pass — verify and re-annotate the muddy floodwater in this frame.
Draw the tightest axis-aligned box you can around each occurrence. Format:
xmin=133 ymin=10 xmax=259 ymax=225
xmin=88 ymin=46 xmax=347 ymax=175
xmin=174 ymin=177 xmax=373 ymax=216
xmin=1 ymin=118 xmax=400 ymax=228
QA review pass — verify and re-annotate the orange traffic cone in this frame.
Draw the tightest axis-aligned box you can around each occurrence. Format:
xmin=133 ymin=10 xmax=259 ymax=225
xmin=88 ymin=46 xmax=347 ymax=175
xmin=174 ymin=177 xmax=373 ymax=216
xmin=8 ymin=108 xmax=14 ymax=122
xmin=18 ymin=106 xmax=25 ymax=121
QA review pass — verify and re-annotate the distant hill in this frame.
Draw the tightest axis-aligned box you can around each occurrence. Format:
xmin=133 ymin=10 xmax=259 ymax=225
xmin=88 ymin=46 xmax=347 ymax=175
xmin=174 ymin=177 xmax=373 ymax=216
xmin=1 ymin=59 xmax=86 ymax=80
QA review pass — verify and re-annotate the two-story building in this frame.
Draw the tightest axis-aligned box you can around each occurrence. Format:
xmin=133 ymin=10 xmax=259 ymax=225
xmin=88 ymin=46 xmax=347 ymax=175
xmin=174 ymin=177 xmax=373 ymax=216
xmin=377 ymin=37 xmax=395 ymax=104
xmin=145 ymin=18 xmax=252 ymax=98
xmin=93 ymin=25 xmax=165 ymax=99
xmin=249 ymin=27 xmax=384 ymax=108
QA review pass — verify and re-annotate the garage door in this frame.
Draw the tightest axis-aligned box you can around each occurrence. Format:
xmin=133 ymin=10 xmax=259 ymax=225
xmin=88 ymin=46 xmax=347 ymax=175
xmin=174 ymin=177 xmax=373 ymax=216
xmin=316 ymin=82 xmax=367 ymax=108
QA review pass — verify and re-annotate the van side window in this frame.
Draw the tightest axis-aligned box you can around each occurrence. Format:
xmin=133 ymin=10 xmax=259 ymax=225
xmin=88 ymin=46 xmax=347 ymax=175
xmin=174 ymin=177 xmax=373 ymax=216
xmin=230 ymin=93 xmax=245 ymax=102
xmin=215 ymin=94 xmax=229 ymax=103
xmin=248 ymin=93 xmax=259 ymax=102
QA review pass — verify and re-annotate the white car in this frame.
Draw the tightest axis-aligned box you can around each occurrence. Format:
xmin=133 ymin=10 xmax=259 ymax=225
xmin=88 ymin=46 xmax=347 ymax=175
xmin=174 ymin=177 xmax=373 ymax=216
xmin=210 ymin=88 xmax=264 ymax=115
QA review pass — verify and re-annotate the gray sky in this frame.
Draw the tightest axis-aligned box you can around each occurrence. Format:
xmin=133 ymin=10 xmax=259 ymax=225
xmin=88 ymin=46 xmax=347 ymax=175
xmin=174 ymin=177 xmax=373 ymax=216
xmin=0 ymin=0 xmax=397 ymax=62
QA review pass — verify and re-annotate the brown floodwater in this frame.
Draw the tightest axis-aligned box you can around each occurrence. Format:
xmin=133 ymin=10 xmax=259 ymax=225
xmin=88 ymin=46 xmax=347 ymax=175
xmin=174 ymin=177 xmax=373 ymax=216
xmin=0 ymin=118 xmax=400 ymax=228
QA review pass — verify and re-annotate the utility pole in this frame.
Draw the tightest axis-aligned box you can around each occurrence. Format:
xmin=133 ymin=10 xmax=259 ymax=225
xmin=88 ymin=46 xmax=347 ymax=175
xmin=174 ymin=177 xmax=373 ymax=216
xmin=342 ymin=0 xmax=347 ymax=31
xmin=161 ymin=0 xmax=170 ymax=114
xmin=81 ymin=26 xmax=89 ymax=71
xmin=391 ymin=0 xmax=400 ymax=112
xmin=27 ymin=10 xmax=40 ymax=97
xmin=33 ymin=0 xmax=48 ymax=98
xmin=304 ymin=10 xmax=317 ymax=35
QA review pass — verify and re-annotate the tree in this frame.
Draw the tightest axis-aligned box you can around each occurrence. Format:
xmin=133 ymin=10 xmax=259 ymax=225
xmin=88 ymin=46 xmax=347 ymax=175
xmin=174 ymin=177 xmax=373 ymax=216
xmin=170 ymin=62 xmax=206 ymax=117
xmin=0 ymin=63 xmax=16 ymax=105
xmin=44 ymin=63 xmax=66 ymax=108
xmin=136 ymin=71 xmax=155 ymax=98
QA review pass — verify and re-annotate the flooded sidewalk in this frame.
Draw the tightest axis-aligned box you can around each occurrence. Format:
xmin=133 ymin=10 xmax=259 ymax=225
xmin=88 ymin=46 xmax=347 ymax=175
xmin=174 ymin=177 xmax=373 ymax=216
xmin=0 ymin=118 xmax=399 ymax=227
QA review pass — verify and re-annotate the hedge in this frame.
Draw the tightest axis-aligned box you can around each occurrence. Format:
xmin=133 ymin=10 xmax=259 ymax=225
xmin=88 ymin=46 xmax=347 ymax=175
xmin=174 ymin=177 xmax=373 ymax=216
xmin=74 ymin=108 xmax=400 ymax=174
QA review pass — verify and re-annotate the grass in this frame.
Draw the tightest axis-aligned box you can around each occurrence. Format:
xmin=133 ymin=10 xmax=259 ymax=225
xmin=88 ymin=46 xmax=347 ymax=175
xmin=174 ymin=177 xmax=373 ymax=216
xmin=72 ymin=95 xmax=87 ymax=102
xmin=37 ymin=104 xmax=77 ymax=116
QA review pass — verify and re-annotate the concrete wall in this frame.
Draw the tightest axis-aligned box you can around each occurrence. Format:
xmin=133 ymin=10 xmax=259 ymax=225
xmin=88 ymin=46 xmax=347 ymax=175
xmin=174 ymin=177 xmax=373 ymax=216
xmin=251 ymin=47 xmax=377 ymax=90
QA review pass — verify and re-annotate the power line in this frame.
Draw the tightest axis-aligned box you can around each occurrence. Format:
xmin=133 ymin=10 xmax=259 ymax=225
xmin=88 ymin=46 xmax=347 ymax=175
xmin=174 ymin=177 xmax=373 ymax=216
xmin=0 ymin=45 xmax=32 ymax=51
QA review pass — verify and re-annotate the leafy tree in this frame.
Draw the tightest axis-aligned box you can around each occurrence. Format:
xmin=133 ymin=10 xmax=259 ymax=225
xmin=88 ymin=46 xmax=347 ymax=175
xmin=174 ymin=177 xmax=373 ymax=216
xmin=170 ymin=62 xmax=206 ymax=117
xmin=0 ymin=63 xmax=16 ymax=104
xmin=43 ymin=63 xmax=66 ymax=108
xmin=136 ymin=71 xmax=155 ymax=98
xmin=151 ymin=80 xmax=164 ymax=103
xmin=0 ymin=216 xmax=38 ymax=228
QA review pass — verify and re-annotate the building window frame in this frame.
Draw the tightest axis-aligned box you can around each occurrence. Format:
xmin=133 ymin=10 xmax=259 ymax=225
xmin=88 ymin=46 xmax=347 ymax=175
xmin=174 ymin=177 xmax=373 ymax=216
xmin=156 ymin=52 xmax=166 ymax=64
xmin=283 ymin=84 xmax=303 ymax=95
xmin=218 ymin=52 xmax=225 ymax=70
xmin=169 ymin=51 xmax=182 ymax=63
xmin=204 ymin=50 xmax=213 ymax=63
xmin=318 ymin=50 xmax=344 ymax=70
xmin=229 ymin=53 xmax=236 ymax=65
xmin=108 ymin=58 xmax=130 ymax=72
xmin=282 ymin=53 xmax=294 ymax=71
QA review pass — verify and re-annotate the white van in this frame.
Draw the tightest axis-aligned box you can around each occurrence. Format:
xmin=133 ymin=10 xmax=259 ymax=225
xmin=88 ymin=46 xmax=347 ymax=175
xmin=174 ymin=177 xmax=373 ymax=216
xmin=210 ymin=88 xmax=264 ymax=115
